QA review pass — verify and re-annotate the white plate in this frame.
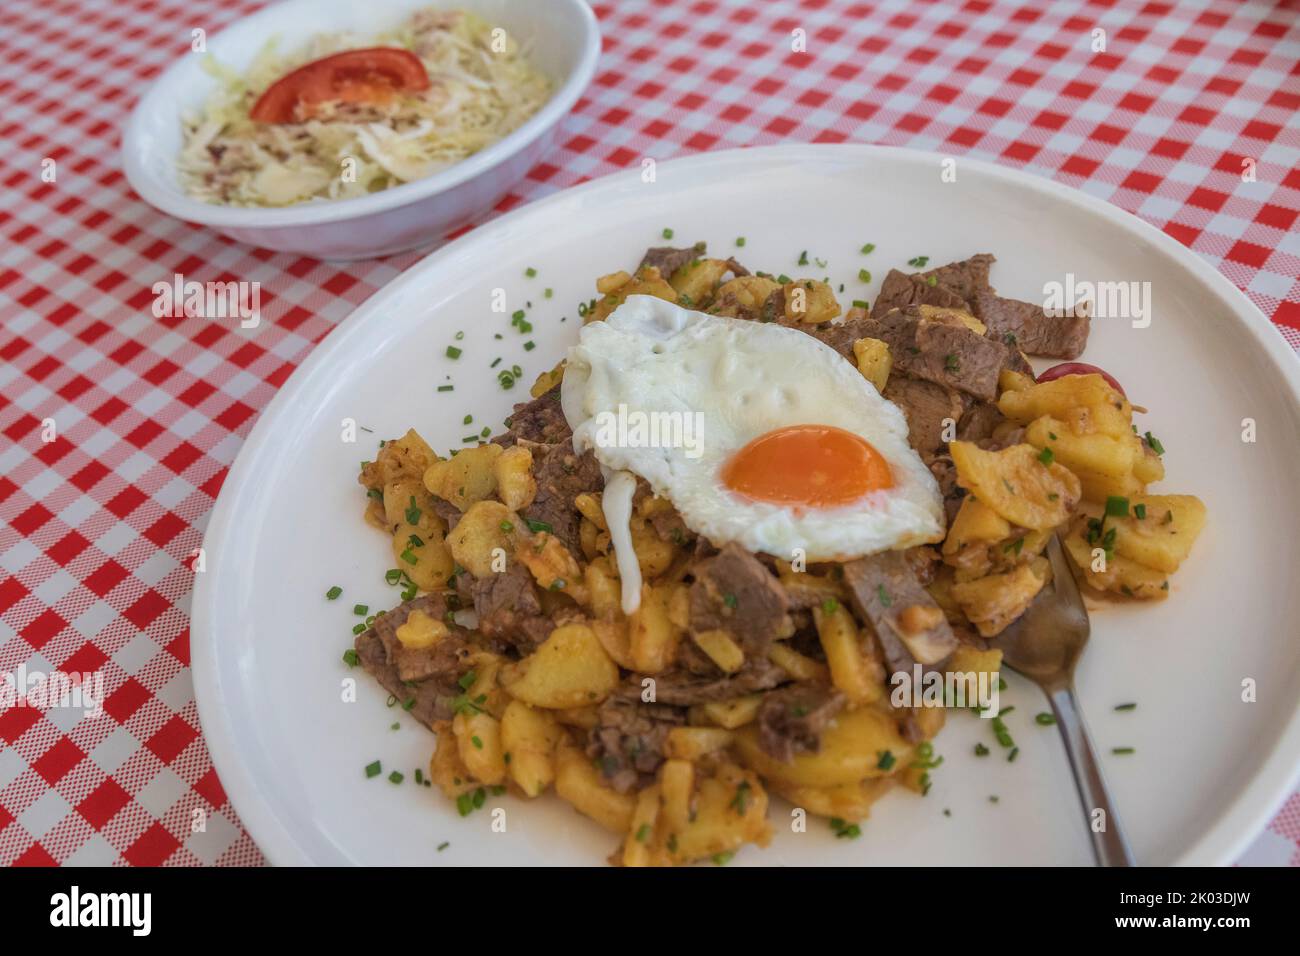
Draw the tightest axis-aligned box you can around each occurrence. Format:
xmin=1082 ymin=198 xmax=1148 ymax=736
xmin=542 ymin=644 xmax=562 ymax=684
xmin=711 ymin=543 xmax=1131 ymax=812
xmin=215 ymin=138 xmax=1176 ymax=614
xmin=191 ymin=144 xmax=1300 ymax=866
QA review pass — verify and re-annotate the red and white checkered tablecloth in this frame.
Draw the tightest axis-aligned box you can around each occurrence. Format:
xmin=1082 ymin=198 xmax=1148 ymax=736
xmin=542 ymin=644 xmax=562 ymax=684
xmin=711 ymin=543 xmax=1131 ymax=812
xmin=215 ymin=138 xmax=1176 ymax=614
xmin=1 ymin=0 xmax=1297 ymax=868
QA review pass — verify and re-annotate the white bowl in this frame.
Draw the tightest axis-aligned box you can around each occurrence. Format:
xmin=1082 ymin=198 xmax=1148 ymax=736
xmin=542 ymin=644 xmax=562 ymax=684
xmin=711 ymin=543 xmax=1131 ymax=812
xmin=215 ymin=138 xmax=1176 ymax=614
xmin=121 ymin=0 xmax=600 ymax=260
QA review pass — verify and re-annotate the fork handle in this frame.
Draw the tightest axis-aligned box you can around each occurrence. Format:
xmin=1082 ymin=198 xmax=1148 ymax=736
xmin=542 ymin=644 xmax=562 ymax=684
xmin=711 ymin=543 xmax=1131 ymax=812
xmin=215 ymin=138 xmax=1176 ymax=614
xmin=1048 ymin=685 xmax=1136 ymax=866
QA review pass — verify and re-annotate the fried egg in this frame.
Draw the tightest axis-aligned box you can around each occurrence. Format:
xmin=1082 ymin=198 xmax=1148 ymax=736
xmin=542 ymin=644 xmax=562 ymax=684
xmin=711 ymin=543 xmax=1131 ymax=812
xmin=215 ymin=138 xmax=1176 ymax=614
xmin=561 ymin=295 xmax=944 ymax=609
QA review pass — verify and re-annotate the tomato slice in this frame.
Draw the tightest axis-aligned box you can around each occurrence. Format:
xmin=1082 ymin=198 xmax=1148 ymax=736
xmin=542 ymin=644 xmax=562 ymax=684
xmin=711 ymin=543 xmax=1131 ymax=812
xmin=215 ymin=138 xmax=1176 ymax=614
xmin=1036 ymin=362 xmax=1126 ymax=397
xmin=249 ymin=48 xmax=430 ymax=124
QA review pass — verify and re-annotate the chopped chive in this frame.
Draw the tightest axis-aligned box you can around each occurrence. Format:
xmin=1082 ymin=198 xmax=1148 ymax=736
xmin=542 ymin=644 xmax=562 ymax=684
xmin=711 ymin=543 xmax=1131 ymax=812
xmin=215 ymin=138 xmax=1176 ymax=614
xmin=437 ymin=384 xmax=453 ymax=392
xmin=974 ymin=743 xmax=990 ymax=756
xmin=662 ymin=228 xmax=674 ymax=239
xmin=876 ymin=750 xmax=896 ymax=771
xmin=852 ymin=299 xmax=869 ymax=308
xmin=1114 ymin=702 xmax=1138 ymax=712
xmin=877 ymin=584 xmax=892 ymax=607
xmin=735 ymin=236 xmax=746 ymax=247
xmin=1144 ymin=431 xmax=1164 ymax=455
xmin=342 ymin=648 xmax=359 ymax=667
xmin=353 ymin=604 xmax=368 ymax=616
xmin=525 ymin=518 xmax=553 ymax=534
xmin=351 ymin=622 xmax=366 ymax=635
xmin=437 ymin=841 xmax=450 ymax=851
xmin=858 ymin=268 xmax=872 ymax=283
xmin=365 ymin=760 xmax=382 ymax=778
xmin=1105 ymin=495 xmax=1129 ymax=518
xmin=798 ymin=250 xmax=809 ymax=265
xmin=525 ymin=266 xmax=537 ymax=277
xmin=860 ymin=242 xmax=875 ymax=254
xmin=1111 ymin=747 xmax=1135 ymax=755
xmin=907 ymin=255 xmax=930 ymax=267
xmin=325 ymin=586 xmax=342 ymax=600
xmin=1037 ymin=446 xmax=1054 ymax=466
xmin=524 ymin=340 xmax=536 ymax=351
xmin=1035 ymin=712 xmax=1056 ymax=726
xmin=821 ymin=598 xmax=839 ymax=614
xmin=388 ymin=771 xmax=404 ymax=784
xmin=445 ymin=346 xmax=462 ymax=359
xmin=544 ymin=288 xmax=553 ymax=298
xmin=500 ymin=520 xmax=514 ymax=532
xmin=1133 ymin=503 xmax=1147 ymax=520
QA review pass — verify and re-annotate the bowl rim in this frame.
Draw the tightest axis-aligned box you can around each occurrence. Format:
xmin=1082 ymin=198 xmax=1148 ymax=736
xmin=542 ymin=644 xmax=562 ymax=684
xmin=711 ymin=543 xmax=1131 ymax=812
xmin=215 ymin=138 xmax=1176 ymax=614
xmin=119 ymin=0 xmax=601 ymax=229
xmin=190 ymin=142 xmax=1300 ymax=866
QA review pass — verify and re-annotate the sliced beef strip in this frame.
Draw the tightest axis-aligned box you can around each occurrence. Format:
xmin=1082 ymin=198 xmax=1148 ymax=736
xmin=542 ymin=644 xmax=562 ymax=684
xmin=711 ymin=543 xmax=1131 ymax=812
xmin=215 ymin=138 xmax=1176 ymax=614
xmin=998 ymin=339 xmax=1036 ymax=377
xmin=621 ymin=655 xmax=790 ymax=707
xmin=956 ymin=401 xmax=1006 ymax=444
xmin=842 ymin=551 xmax=958 ymax=672
xmin=869 ymin=308 xmax=1005 ymax=402
xmin=520 ymin=442 xmax=603 ymax=557
xmin=689 ymin=543 xmax=792 ymax=655
xmin=637 ymin=242 xmax=706 ymax=279
xmin=756 ymin=683 xmax=846 ymax=763
xmin=928 ymin=454 xmax=966 ymax=524
xmin=871 ymin=269 xmax=968 ymax=318
xmin=916 ymin=253 xmax=996 ymax=302
xmin=777 ymin=313 xmax=878 ymax=361
xmin=649 ymin=506 xmax=693 ymax=545
xmin=429 ymin=496 xmax=462 ymax=531
xmin=883 ymin=375 xmax=967 ymax=462
xmin=355 ymin=592 xmax=474 ymax=728
xmin=915 ymin=320 xmax=1006 ymax=402
xmin=586 ymin=695 xmax=686 ymax=794
xmin=972 ymin=291 xmax=1090 ymax=359
xmin=471 ymin=562 xmax=552 ymax=653
xmin=758 ymin=286 xmax=786 ymax=323
xmin=506 ymin=387 xmax=571 ymax=445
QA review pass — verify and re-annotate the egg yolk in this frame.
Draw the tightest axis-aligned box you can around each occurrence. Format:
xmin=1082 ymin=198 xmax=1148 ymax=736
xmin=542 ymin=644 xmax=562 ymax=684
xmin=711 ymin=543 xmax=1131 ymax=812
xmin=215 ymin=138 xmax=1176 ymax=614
xmin=720 ymin=424 xmax=894 ymax=508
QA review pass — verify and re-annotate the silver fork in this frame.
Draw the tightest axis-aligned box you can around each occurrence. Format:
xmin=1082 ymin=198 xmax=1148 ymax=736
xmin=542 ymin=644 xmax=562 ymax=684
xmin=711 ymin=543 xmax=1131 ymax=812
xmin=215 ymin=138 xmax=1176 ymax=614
xmin=990 ymin=534 xmax=1136 ymax=866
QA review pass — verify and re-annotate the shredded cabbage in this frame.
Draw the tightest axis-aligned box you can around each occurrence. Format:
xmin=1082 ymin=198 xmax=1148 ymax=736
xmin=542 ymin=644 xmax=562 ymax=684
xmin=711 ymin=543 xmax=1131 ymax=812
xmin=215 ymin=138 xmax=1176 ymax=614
xmin=178 ymin=8 xmax=552 ymax=207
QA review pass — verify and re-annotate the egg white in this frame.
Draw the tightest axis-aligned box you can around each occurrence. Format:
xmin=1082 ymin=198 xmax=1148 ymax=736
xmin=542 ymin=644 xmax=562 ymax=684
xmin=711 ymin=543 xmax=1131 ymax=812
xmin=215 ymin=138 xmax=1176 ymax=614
xmin=561 ymin=295 xmax=944 ymax=561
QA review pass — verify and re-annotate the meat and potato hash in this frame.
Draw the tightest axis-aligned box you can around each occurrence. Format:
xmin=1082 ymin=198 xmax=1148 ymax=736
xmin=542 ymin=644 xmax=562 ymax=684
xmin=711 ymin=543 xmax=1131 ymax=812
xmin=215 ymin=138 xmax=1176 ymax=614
xmin=353 ymin=243 xmax=1205 ymax=865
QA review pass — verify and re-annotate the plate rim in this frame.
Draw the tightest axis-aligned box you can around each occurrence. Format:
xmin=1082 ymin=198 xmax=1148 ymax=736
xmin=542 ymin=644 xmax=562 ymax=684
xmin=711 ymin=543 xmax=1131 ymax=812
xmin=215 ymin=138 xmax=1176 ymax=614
xmin=190 ymin=142 xmax=1300 ymax=866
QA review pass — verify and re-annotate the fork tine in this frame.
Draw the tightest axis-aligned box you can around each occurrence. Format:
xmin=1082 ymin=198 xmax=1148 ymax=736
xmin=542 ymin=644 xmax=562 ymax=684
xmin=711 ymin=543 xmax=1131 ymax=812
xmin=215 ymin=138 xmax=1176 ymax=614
xmin=1045 ymin=533 xmax=1089 ymax=636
